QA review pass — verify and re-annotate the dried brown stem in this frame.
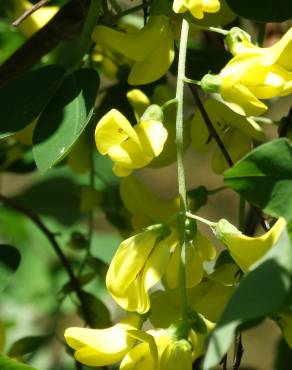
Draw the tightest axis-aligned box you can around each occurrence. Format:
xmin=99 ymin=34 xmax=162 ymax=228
xmin=12 ymin=0 xmax=51 ymax=27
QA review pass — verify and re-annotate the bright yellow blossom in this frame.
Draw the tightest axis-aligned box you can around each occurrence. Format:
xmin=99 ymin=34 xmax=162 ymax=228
xmin=92 ymin=15 xmax=174 ymax=85
xmin=216 ymin=217 xmax=286 ymax=272
xmin=211 ymin=27 xmax=292 ymax=116
xmin=106 ymin=228 xmax=178 ymax=314
xmin=173 ymin=0 xmax=221 ymax=20
xmin=94 ymin=109 xmax=167 ymax=177
xmin=164 ymin=231 xmax=216 ymax=289
xmin=64 ymin=313 xmax=142 ymax=367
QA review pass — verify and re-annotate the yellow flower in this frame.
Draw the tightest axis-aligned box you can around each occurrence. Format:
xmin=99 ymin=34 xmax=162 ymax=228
xmin=120 ymin=175 xmax=179 ymax=229
xmin=94 ymin=109 xmax=167 ymax=177
xmin=8 ymin=0 xmax=58 ymax=37
xmin=106 ymin=228 xmax=178 ymax=313
xmin=173 ymin=0 xmax=221 ymax=20
xmin=64 ymin=313 xmax=142 ymax=367
xmin=164 ymin=231 xmax=216 ymax=289
xmin=216 ymin=217 xmax=287 ymax=272
xmin=92 ymin=15 xmax=174 ymax=85
xmin=191 ymin=99 xmax=265 ymax=173
xmin=121 ymin=320 xmax=213 ymax=369
xmin=214 ymin=27 xmax=292 ymax=116
xmin=126 ymin=85 xmax=191 ymax=167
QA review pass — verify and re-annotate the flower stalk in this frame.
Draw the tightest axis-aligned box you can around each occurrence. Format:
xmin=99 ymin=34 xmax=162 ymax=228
xmin=175 ymin=18 xmax=190 ymax=322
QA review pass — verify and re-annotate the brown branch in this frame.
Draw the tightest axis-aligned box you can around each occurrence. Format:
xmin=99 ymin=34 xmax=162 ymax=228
xmin=188 ymin=84 xmax=234 ymax=167
xmin=279 ymin=105 xmax=292 ymax=138
xmin=12 ymin=0 xmax=51 ymax=27
xmin=233 ymin=333 xmax=244 ymax=370
xmin=0 ymin=194 xmax=94 ymax=327
xmin=0 ymin=0 xmax=89 ymax=88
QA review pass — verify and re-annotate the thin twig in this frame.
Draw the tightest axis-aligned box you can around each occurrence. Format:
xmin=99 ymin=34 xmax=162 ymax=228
xmin=220 ymin=354 xmax=228 ymax=370
xmin=0 ymin=194 xmax=93 ymax=327
xmin=188 ymin=84 xmax=234 ymax=167
xmin=233 ymin=333 xmax=244 ymax=370
xmin=12 ymin=0 xmax=51 ymax=27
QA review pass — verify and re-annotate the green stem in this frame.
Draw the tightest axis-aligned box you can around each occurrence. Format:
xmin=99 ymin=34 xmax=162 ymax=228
xmin=161 ymin=98 xmax=177 ymax=111
xmin=184 ymin=77 xmax=201 ymax=85
xmin=175 ymin=18 xmax=189 ymax=322
xmin=188 ymin=21 xmax=228 ymax=35
xmin=186 ymin=212 xmax=217 ymax=227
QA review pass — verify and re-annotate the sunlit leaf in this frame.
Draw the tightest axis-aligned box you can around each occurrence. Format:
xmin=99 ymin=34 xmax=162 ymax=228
xmin=33 ymin=68 xmax=99 ymax=173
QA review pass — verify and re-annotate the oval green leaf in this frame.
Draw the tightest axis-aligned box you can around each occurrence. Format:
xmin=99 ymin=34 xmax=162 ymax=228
xmin=225 ymin=0 xmax=292 ymax=22
xmin=224 ymin=139 xmax=292 ymax=221
xmin=33 ymin=68 xmax=99 ymax=173
xmin=0 ymin=65 xmax=65 ymax=138
xmin=203 ymin=229 xmax=292 ymax=369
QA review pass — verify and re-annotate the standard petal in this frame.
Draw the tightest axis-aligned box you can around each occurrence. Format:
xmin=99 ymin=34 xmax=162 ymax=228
xmin=95 ymin=109 xmax=138 ymax=155
xmin=135 ymin=120 xmax=168 ymax=158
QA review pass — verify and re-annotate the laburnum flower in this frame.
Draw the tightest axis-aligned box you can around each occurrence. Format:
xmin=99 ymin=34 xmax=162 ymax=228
xmin=173 ymin=0 xmax=221 ymax=20
xmin=216 ymin=217 xmax=287 ymax=272
xmin=164 ymin=231 xmax=217 ymax=289
xmin=121 ymin=319 xmax=214 ymax=370
xmin=127 ymin=86 xmax=191 ymax=168
xmin=191 ymin=99 xmax=265 ymax=173
xmin=94 ymin=108 xmax=167 ymax=177
xmin=92 ymin=15 xmax=174 ymax=85
xmin=64 ymin=313 xmax=142 ymax=367
xmin=202 ymin=27 xmax=292 ymax=116
xmin=120 ymin=175 xmax=179 ymax=229
xmin=106 ymin=227 xmax=178 ymax=314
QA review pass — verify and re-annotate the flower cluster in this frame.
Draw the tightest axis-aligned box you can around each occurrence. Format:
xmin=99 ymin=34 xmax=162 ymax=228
xmin=63 ymin=3 xmax=292 ymax=368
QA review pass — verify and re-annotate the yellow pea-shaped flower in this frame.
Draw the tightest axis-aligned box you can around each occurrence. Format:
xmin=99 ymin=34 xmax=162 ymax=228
xmin=95 ymin=109 xmax=167 ymax=177
xmin=64 ymin=313 xmax=142 ymax=367
xmin=216 ymin=217 xmax=287 ymax=272
xmin=106 ymin=228 xmax=177 ymax=313
xmin=173 ymin=0 xmax=221 ymax=20
xmin=92 ymin=15 xmax=175 ymax=85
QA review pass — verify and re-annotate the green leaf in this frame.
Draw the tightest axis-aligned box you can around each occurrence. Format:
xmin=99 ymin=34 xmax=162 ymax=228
xmin=273 ymin=338 xmax=292 ymax=370
xmin=80 ymin=291 xmax=111 ymax=328
xmin=224 ymin=139 xmax=292 ymax=221
xmin=0 ymin=66 xmax=65 ymax=138
xmin=33 ymin=68 xmax=99 ymax=173
xmin=0 ymin=244 xmax=21 ymax=293
xmin=225 ymin=0 xmax=292 ymax=22
xmin=0 ymin=355 xmax=38 ymax=370
xmin=202 ymin=229 xmax=292 ymax=370
xmin=8 ymin=335 xmax=51 ymax=357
